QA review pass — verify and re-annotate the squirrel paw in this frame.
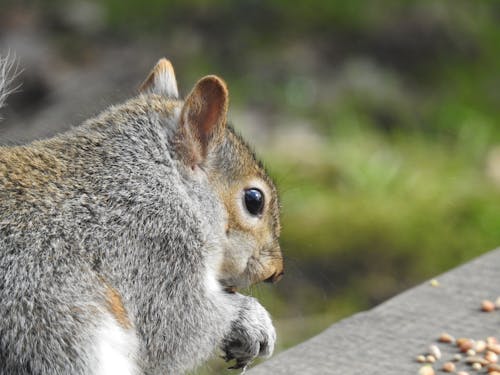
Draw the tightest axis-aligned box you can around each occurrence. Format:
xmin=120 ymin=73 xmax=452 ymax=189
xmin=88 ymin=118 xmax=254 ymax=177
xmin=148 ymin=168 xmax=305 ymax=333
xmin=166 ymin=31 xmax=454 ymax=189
xmin=221 ymin=297 xmax=276 ymax=371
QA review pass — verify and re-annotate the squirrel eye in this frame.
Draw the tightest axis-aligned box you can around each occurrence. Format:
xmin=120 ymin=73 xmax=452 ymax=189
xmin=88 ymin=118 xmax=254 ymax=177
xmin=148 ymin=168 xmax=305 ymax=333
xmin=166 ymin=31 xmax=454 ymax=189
xmin=244 ymin=188 xmax=264 ymax=216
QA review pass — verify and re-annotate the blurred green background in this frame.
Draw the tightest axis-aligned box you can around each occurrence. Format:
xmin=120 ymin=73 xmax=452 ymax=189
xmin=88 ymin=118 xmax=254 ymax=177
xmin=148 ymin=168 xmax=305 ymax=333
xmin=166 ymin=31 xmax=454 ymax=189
xmin=1 ymin=0 xmax=500 ymax=373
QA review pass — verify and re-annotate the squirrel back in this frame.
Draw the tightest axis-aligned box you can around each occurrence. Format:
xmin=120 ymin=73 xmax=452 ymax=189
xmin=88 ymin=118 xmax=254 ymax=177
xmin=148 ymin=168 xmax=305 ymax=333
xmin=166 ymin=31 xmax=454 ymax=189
xmin=0 ymin=57 xmax=283 ymax=374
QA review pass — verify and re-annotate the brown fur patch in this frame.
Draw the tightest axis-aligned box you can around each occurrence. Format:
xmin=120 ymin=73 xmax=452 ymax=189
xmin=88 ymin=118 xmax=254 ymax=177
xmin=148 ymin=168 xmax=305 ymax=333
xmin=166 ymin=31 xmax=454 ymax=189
xmin=0 ymin=145 xmax=65 ymax=188
xmin=104 ymin=284 xmax=132 ymax=329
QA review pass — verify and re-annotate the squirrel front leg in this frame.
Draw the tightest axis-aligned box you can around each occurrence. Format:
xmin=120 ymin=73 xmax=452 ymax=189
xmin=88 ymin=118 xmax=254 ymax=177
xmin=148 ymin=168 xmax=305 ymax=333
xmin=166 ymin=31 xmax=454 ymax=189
xmin=221 ymin=294 xmax=276 ymax=371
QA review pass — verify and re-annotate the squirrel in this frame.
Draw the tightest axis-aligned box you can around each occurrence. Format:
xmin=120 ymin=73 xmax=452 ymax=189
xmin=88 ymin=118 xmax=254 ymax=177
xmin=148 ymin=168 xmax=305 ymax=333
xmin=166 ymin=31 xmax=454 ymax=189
xmin=0 ymin=57 xmax=284 ymax=374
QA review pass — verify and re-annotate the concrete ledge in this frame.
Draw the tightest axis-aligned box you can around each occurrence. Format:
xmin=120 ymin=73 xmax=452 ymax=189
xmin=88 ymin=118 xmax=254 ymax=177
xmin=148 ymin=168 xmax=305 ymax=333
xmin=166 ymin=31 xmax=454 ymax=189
xmin=248 ymin=248 xmax=500 ymax=374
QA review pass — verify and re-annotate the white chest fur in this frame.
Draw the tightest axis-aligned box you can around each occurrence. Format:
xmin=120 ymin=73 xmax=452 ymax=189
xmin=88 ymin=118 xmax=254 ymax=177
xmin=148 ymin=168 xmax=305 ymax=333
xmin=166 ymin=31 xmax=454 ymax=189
xmin=95 ymin=315 xmax=139 ymax=375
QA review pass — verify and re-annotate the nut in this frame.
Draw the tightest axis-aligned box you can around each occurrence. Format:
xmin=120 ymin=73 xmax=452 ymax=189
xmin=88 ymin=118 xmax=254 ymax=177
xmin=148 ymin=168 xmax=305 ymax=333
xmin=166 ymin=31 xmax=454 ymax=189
xmin=487 ymin=337 xmax=499 ymax=346
xmin=426 ymin=355 xmax=436 ymax=363
xmin=488 ymin=363 xmax=500 ymax=371
xmin=430 ymin=279 xmax=440 ymax=287
xmin=439 ymin=333 xmax=455 ymax=344
xmin=475 ymin=340 xmax=487 ymax=353
xmin=460 ymin=340 xmax=475 ymax=353
xmin=429 ymin=345 xmax=442 ymax=359
xmin=417 ymin=355 xmax=427 ymax=363
xmin=457 ymin=338 xmax=470 ymax=347
xmin=472 ymin=362 xmax=482 ymax=370
xmin=419 ymin=365 xmax=435 ymax=375
xmin=465 ymin=356 xmax=489 ymax=365
xmin=443 ymin=362 xmax=456 ymax=372
xmin=486 ymin=351 xmax=499 ymax=363
xmin=482 ymin=300 xmax=496 ymax=312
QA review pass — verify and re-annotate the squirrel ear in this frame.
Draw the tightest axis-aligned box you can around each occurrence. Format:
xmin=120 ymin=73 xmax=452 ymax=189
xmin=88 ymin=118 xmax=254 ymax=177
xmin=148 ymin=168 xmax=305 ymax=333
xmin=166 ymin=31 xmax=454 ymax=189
xmin=178 ymin=75 xmax=228 ymax=166
xmin=139 ymin=58 xmax=179 ymax=98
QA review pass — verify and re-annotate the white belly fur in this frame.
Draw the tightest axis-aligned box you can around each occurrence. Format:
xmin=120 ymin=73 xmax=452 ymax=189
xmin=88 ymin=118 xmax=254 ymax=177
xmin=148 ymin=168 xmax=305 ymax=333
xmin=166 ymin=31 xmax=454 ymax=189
xmin=95 ymin=314 xmax=139 ymax=375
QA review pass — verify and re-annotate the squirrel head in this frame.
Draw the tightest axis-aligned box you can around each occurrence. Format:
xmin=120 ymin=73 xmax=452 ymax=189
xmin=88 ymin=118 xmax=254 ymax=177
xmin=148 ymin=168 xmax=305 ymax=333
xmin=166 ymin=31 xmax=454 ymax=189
xmin=140 ymin=58 xmax=284 ymax=291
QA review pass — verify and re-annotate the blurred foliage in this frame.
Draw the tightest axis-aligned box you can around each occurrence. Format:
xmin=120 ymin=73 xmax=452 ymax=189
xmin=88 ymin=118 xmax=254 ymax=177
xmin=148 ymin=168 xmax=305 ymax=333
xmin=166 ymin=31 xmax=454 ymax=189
xmin=4 ymin=0 xmax=500 ymax=373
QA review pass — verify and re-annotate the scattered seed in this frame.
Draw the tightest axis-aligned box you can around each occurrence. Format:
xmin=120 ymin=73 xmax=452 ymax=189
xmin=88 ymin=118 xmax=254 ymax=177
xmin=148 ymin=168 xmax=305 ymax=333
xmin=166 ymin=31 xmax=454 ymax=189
xmin=488 ymin=363 xmax=500 ymax=371
xmin=426 ymin=355 xmax=436 ymax=363
xmin=457 ymin=338 xmax=470 ymax=347
xmin=475 ymin=340 xmax=487 ymax=353
xmin=465 ymin=356 xmax=489 ymax=365
xmin=486 ymin=351 xmax=499 ymax=363
xmin=487 ymin=337 xmax=499 ymax=346
xmin=417 ymin=355 xmax=427 ymax=363
xmin=489 ymin=345 xmax=500 ymax=354
xmin=430 ymin=279 xmax=440 ymax=287
xmin=467 ymin=349 xmax=476 ymax=356
xmin=413 ymin=301 xmax=500 ymax=373
xmin=460 ymin=340 xmax=475 ymax=353
xmin=440 ymin=333 xmax=455 ymax=344
xmin=442 ymin=362 xmax=456 ymax=372
xmin=429 ymin=345 xmax=442 ymax=359
xmin=482 ymin=300 xmax=496 ymax=312
xmin=472 ymin=362 xmax=482 ymax=370
xmin=419 ymin=365 xmax=435 ymax=375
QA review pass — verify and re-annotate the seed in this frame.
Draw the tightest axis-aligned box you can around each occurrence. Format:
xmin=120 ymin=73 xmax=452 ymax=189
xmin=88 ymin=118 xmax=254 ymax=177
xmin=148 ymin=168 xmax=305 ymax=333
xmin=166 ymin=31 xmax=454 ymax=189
xmin=495 ymin=297 xmax=500 ymax=308
xmin=487 ymin=337 xmax=499 ymax=346
xmin=426 ymin=355 xmax=436 ymax=363
xmin=429 ymin=345 xmax=442 ymax=359
xmin=419 ymin=365 xmax=435 ymax=375
xmin=489 ymin=372 xmax=500 ymax=375
xmin=466 ymin=356 xmax=489 ymax=365
xmin=417 ymin=355 xmax=427 ymax=363
xmin=472 ymin=362 xmax=482 ymax=370
xmin=453 ymin=354 xmax=463 ymax=361
xmin=482 ymin=300 xmax=496 ymax=312
xmin=486 ymin=351 xmax=499 ymax=363
xmin=457 ymin=372 xmax=469 ymax=375
xmin=467 ymin=349 xmax=476 ymax=356
xmin=440 ymin=333 xmax=455 ymax=344
xmin=457 ymin=338 xmax=474 ymax=348
xmin=489 ymin=345 xmax=500 ymax=354
xmin=489 ymin=363 xmax=500 ymax=371
xmin=475 ymin=340 xmax=487 ymax=353
xmin=442 ymin=362 xmax=456 ymax=372
xmin=460 ymin=340 xmax=475 ymax=353
xmin=430 ymin=279 xmax=440 ymax=287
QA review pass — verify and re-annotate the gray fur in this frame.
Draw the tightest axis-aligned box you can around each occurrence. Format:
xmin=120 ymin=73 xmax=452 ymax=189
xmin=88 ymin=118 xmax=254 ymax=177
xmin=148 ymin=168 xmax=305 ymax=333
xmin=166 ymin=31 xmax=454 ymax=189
xmin=0 ymin=60 xmax=279 ymax=374
xmin=0 ymin=54 xmax=17 ymax=112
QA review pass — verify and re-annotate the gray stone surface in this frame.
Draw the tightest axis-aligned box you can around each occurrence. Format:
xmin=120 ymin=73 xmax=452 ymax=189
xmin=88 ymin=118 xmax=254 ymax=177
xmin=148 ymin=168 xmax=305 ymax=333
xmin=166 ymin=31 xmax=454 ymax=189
xmin=248 ymin=248 xmax=500 ymax=374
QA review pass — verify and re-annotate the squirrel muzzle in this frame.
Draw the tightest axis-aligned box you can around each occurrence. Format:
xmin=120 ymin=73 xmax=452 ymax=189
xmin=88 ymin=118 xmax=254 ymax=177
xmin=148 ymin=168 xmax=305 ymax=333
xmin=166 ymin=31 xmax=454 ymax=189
xmin=262 ymin=258 xmax=284 ymax=284
xmin=254 ymin=243 xmax=284 ymax=285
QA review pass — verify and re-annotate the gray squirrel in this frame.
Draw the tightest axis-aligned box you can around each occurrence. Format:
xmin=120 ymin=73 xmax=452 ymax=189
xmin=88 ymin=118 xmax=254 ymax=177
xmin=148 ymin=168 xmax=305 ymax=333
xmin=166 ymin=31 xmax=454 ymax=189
xmin=0 ymin=57 xmax=284 ymax=374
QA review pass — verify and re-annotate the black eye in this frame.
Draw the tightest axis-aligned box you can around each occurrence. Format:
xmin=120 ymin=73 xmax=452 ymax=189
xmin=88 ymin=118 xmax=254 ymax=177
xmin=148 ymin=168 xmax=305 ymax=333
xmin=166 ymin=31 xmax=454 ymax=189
xmin=244 ymin=188 xmax=264 ymax=216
